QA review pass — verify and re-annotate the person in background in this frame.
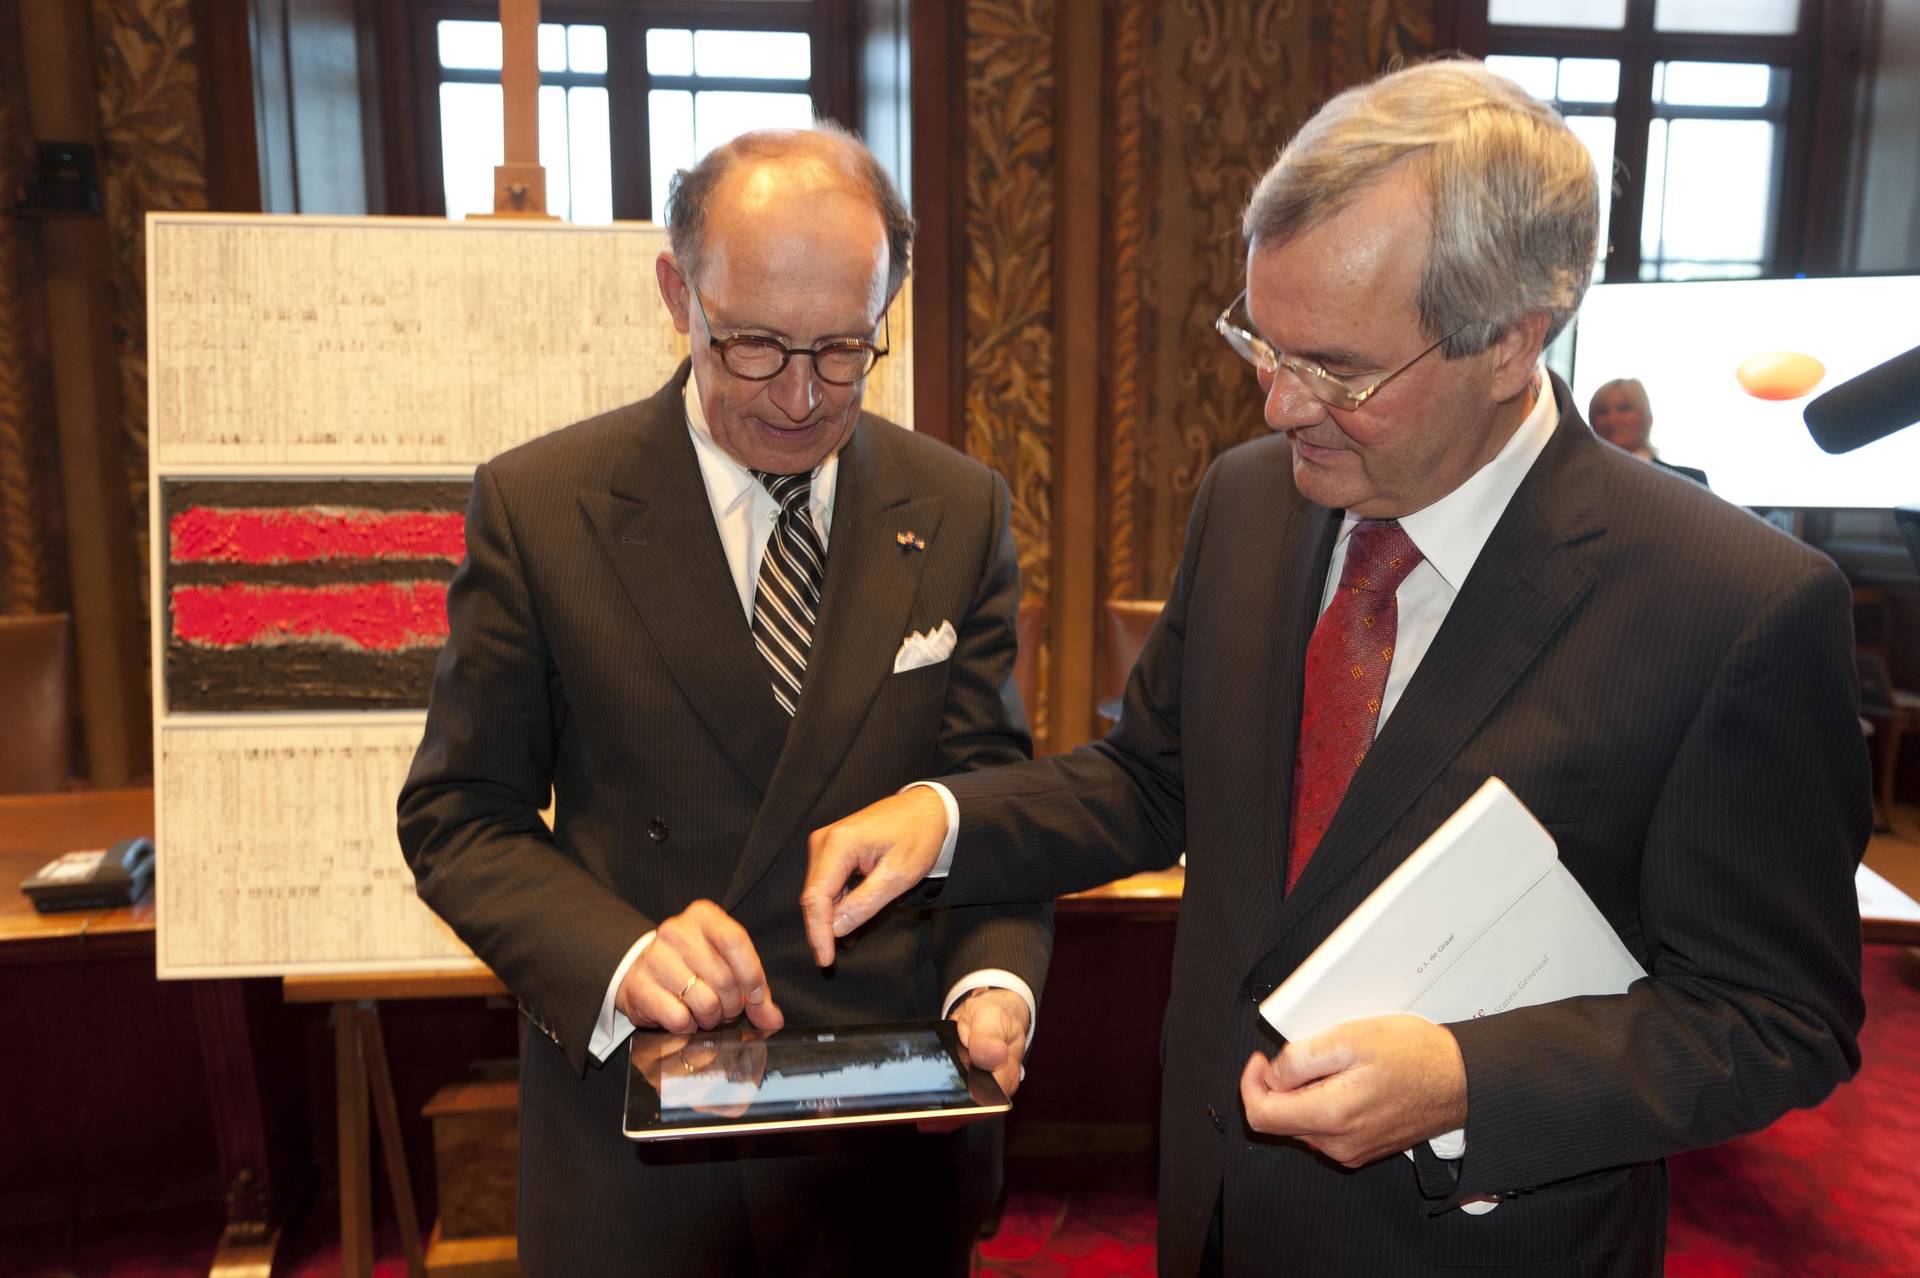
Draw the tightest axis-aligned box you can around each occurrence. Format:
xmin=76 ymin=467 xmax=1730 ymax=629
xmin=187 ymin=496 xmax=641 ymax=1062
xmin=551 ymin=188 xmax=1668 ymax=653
xmin=1589 ymin=376 xmax=1710 ymax=487
xmin=398 ymin=123 xmax=1050 ymax=1278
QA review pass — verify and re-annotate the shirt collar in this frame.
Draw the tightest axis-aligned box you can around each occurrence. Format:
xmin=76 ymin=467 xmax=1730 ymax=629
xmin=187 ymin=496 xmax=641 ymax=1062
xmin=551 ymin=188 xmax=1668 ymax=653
xmin=683 ymin=369 xmax=840 ymax=524
xmin=1338 ymin=365 xmax=1558 ymax=593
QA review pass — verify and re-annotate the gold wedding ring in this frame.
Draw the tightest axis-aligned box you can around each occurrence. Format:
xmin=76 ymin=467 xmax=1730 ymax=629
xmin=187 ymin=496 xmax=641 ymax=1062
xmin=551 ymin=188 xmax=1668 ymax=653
xmin=678 ymin=974 xmax=699 ymax=1001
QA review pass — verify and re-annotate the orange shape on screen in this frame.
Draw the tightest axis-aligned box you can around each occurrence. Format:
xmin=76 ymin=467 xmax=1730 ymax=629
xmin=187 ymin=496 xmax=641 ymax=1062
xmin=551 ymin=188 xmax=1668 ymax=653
xmin=1736 ymin=351 xmax=1826 ymax=401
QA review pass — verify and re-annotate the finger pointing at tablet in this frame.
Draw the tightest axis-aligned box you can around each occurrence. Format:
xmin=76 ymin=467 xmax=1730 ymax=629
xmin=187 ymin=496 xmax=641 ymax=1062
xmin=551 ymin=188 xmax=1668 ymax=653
xmin=616 ymin=899 xmax=785 ymax=1035
xmin=803 ymin=788 xmax=950 ymax=965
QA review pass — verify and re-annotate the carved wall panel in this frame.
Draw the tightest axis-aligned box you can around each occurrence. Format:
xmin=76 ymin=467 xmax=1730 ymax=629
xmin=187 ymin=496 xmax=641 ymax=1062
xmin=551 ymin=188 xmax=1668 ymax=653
xmin=963 ymin=0 xmax=1056 ymax=735
xmin=0 ymin=0 xmax=65 ymax=615
xmin=91 ymin=0 xmax=212 ymax=621
xmin=1104 ymin=0 xmax=1439 ymax=599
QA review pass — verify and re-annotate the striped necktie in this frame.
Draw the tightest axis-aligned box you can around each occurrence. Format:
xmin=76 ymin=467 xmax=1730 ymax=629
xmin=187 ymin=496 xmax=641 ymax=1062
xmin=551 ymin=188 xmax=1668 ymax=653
xmin=749 ymin=469 xmax=825 ymax=716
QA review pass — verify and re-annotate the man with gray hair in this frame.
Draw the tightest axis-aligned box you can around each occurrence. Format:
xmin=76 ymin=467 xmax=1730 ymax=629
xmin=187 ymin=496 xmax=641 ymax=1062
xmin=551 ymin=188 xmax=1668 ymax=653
xmin=804 ymin=59 xmax=1866 ymax=1274
xmin=400 ymin=123 xmax=1050 ymax=1276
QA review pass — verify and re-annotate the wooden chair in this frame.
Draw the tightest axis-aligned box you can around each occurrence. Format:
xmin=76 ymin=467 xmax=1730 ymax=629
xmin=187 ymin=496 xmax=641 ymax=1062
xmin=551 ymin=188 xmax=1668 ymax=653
xmin=1854 ymin=587 xmax=1895 ymax=665
xmin=1857 ymin=650 xmax=1920 ymax=832
xmin=0 ymin=613 xmax=74 ymax=794
xmin=1103 ymin=599 xmax=1165 ymax=717
xmin=1851 ymin=587 xmax=1920 ymax=828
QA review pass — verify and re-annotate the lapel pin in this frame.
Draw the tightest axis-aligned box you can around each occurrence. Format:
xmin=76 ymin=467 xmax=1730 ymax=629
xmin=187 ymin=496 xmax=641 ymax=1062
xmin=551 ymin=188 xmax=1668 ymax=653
xmin=896 ymin=530 xmax=925 ymax=551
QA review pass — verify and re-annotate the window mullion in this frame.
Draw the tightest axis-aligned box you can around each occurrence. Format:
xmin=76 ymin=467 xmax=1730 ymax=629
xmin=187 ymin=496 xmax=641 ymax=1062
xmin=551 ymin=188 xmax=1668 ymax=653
xmin=1767 ymin=58 xmax=1812 ymax=275
xmin=609 ymin=9 xmax=650 ymax=220
xmin=1607 ymin=54 xmax=1658 ymax=282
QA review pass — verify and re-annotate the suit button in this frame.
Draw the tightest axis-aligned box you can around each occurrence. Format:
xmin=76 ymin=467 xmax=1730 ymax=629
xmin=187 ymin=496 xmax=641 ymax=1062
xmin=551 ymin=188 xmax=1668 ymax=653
xmin=647 ymin=819 xmax=669 ymax=843
xmin=1206 ymin=1104 xmax=1223 ymax=1131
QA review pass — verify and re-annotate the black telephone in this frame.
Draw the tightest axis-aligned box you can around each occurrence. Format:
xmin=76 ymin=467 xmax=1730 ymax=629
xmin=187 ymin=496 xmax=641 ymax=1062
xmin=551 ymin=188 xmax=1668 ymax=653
xmin=21 ymin=836 xmax=155 ymax=913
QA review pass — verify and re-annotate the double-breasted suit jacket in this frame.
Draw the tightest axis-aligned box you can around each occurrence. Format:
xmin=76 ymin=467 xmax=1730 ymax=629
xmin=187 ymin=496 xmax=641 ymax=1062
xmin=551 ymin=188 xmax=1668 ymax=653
xmin=931 ymin=375 xmax=1867 ymax=1276
xmin=399 ymin=365 xmax=1052 ymax=1275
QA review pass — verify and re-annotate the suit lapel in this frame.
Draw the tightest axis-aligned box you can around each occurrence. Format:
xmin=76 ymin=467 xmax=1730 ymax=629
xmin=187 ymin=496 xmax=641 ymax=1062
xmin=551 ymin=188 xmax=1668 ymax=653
xmin=721 ymin=420 xmax=942 ymax=908
xmin=1268 ymin=393 xmax=1609 ymax=950
xmin=577 ymin=367 xmax=788 ymax=796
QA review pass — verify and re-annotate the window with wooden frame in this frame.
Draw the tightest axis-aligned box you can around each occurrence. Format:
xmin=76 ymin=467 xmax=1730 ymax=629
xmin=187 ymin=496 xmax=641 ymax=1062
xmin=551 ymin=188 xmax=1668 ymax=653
xmin=414 ymin=1 xmax=855 ymax=223
xmin=1482 ymin=0 xmax=1822 ymax=283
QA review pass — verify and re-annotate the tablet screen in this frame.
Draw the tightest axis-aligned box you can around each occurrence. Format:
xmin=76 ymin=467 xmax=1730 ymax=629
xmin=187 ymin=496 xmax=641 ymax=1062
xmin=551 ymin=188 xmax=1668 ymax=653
xmin=625 ymin=1020 xmax=1007 ymax=1140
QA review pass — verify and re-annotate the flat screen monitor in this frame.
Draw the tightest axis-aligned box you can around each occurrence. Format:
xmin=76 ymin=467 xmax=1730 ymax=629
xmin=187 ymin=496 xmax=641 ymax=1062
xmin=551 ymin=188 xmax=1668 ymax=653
xmin=1560 ymin=274 xmax=1920 ymax=508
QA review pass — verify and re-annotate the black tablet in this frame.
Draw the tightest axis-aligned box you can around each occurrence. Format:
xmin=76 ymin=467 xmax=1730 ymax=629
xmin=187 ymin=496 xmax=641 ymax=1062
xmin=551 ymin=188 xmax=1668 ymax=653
xmin=623 ymin=1019 xmax=1010 ymax=1141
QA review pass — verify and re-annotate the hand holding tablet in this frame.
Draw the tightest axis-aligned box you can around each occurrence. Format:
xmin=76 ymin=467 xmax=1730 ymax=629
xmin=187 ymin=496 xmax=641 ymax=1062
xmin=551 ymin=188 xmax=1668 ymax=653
xmin=946 ymin=987 xmax=1030 ymax=1099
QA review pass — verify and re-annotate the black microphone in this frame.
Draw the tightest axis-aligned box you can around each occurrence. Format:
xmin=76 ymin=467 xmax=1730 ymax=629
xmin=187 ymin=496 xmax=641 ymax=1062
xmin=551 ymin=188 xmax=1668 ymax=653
xmin=1804 ymin=342 xmax=1920 ymax=455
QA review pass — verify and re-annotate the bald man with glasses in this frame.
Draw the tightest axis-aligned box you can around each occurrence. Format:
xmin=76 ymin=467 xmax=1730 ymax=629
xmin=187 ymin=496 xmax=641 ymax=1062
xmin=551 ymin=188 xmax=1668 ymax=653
xmin=399 ymin=124 xmax=1050 ymax=1277
xmin=805 ymin=61 xmax=1866 ymax=1276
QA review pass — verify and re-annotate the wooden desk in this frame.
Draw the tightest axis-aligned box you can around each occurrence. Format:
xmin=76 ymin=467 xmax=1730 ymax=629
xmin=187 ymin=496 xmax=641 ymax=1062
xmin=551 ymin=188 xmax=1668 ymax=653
xmin=0 ymin=791 xmax=157 ymax=966
xmin=0 ymin=849 xmax=155 ymax=958
xmin=1065 ymin=862 xmax=1920 ymax=944
xmin=0 ymin=786 xmax=155 ymax=853
xmin=1060 ymin=865 xmax=1183 ymax=918
xmin=0 ymin=788 xmax=292 ymax=1277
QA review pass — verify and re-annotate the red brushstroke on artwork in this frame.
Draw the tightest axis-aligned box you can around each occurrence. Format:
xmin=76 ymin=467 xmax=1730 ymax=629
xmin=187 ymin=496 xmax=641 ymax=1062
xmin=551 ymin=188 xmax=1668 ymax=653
xmin=170 ymin=507 xmax=466 ymax=564
xmin=171 ymin=582 xmax=450 ymax=651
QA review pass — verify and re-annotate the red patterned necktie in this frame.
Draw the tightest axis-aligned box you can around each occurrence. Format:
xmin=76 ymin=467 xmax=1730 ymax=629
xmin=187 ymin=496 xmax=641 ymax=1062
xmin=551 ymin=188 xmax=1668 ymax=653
xmin=1287 ymin=519 xmax=1424 ymax=893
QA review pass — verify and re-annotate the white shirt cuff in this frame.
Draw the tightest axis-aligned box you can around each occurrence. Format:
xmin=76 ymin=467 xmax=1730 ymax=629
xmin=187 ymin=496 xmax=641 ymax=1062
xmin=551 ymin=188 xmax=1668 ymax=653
xmin=1429 ymin=1127 xmax=1466 ymax=1160
xmin=941 ymin=968 xmax=1038 ymax=1053
xmin=905 ymin=780 xmax=960 ymax=877
xmin=589 ymin=931 xmax=656 ymax=1062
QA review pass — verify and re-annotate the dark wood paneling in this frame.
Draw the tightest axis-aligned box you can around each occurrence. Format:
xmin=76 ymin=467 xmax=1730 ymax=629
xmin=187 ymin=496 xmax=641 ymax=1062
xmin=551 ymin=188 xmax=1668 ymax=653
xmin=1800 ymin=0 xmax=1871 ymax=274
xmin=17 ymin=0 xmax=151 ymax=786
xmin=363 ymin=0 xmax=419 ymax=213
xmin=194 ymin=0 xmax=266 ymax=212
xmin=0 ymin=0 xmax=67 ymax=619
xmin=1049 ymin=0 xmax=1099 ymax=749
xmin=908 ymin=0 xmax=966 ymax=451
xmin=959 ymin=0 xmax=1055 ymax=737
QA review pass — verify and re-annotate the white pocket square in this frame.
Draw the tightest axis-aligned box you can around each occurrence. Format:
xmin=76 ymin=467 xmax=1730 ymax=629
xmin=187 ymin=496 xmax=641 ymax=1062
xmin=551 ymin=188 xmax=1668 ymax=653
xmin=893 ymin=620 xmax=957 ymax=673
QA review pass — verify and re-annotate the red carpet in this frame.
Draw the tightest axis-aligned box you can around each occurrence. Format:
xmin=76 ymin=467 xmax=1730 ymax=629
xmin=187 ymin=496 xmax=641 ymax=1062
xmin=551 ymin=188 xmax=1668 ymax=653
xmin=980 ymin=946 xmax=1920 ymax=1277
xmin=1663 ymin=945 xmax=1920 ymax=1278
xmin=978 ymin=1191 xmax=1158 ymax=1277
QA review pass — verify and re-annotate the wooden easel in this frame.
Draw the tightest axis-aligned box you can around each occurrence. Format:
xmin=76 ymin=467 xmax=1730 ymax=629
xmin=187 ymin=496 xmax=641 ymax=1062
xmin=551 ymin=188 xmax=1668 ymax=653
xmin=477 ymin=0 xmax=556 ymax=222
xmin=283 ymin=966 xmax=509 ymax=1278
xmin=285 ymin=5 xmax=555 ymax=1274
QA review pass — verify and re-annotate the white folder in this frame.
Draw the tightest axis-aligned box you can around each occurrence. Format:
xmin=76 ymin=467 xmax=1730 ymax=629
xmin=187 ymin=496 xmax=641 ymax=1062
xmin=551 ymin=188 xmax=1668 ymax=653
xmin=1258 ymin=778 xmax=1645 ymax=1211
xmin=1260 ymin=777 xmax=1644 ymax=1041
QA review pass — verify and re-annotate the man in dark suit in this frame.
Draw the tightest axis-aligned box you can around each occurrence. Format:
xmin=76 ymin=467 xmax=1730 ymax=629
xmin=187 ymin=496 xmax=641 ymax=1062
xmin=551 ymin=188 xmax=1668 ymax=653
xmin=803 ymin=61 xmax=1867 ymax=1276
xmin=398 ymin=125 xmax=1050 ymax=1277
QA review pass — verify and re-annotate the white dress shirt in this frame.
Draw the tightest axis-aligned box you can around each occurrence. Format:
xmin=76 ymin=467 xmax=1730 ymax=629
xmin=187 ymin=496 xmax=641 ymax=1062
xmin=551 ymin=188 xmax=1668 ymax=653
xmin=1318 ymin=366 xmax=1558 ymax=732
xmin=589 ymin=372 xmax=1036 ymax=1060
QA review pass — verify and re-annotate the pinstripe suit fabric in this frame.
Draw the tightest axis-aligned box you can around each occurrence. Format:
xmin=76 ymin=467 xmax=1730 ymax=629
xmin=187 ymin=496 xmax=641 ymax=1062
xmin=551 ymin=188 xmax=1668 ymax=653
xmin=935 ymin=375 xmax=1868 ymax=1276
xmin=398 ymin=364 xmax=1052 ymax=1276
